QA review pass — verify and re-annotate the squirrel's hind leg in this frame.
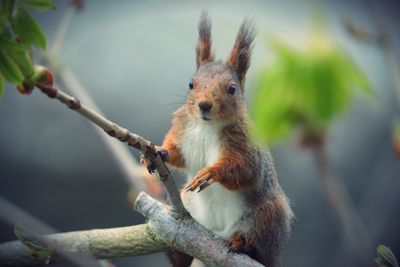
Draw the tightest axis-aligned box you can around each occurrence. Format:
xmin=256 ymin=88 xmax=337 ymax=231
xmin=228 ymin=231 xmax=258 ymax=259
xmin=166 ymin=250 xmax=193 ymax=267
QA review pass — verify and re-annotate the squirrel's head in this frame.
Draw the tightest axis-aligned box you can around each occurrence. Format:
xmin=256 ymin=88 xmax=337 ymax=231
xmin=185 ymin=12 xmax=255 ymax=123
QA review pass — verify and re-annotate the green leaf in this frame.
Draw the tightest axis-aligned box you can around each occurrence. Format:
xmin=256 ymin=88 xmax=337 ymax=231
xmin=17 ymin=0 xmax=56 ymax=12
xmin=0 ymin=0 xmax=15 ymax=30
xmin=14 ymin=226 xmax=52 ymax=260
xmin=375 ymin=244 xmax=399 ymax=267
xmin=11 ymin=8 xmax=47 ymax=49
xmin=0 ymin=35 xmax=33 ymax=78
xmin=251 ymin=31 xmax=374 ymax=145
xmin=0 ymin=73 xmax=4 ymax=96
xmin=7 ymin=49 xmax=34 ymax=77
xmin=0 ymin=35 xmax=30 ymax=52
xmin=0 ymin=48 xmax=24 ymax=84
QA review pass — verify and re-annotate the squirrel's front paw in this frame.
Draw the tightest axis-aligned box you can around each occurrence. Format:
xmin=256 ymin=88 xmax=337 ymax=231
xmin=140 ymin=147 xmax=168 ymax=174
xmin=185 ymin=168 xmax=216 ymax=192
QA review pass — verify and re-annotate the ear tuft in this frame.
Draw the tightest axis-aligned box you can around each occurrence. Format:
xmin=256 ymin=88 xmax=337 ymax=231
xmin=196 ymin=12 xmax=214 ymax=69
xmin=227 ymin=18 xmax=256 ymax=85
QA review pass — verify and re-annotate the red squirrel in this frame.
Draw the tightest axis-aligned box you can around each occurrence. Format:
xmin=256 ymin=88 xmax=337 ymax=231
xmin=142 ymin=12 xmax=293 ymax=267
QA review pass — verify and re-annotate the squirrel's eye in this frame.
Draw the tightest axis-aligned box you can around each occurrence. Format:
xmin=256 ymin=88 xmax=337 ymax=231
xmin=189 ymin=79 xmax=194 ymax=90
xmin=227 ymin=84 xmax=236 ymax=95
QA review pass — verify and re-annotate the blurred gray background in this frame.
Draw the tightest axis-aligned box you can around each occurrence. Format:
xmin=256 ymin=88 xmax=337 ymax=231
xmin=0 ymin=0 xmax=399 ymax=266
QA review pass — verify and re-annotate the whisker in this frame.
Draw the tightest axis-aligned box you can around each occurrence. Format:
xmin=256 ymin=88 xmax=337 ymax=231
xmin=168 ymin=94 xmax=189 ymax=98
xmin=158 ymin=103 xmax=186 ymax=107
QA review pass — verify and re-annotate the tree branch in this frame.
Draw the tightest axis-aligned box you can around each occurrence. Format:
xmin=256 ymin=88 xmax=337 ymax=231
xmin=43 ymin=56 xmax=159 ymax=196
xmin=135 ymin=192 xmax=264 ymax=267
xmin=42 ymin=49 xmax=151 ymax=194
xmin=41 ymin=4 xmax=164 ymax=198
xmin=34 ymin=83 xmax=186 ymax=215
xmin=0 ymin=194 xmax=264 ymax=267
xmin=50 ymin=7 xmax=76 ymax=56
xmin=0 ymin=224 xmax=165 ymax=267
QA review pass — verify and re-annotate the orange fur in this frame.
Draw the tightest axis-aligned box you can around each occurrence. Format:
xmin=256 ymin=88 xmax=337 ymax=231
xmin=160 ymin=129 xmax=185 ymax=169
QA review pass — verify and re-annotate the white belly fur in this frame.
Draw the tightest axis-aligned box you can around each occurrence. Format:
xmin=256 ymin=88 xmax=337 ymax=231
xmin=180 ymin=120 xmax=245 ymax=239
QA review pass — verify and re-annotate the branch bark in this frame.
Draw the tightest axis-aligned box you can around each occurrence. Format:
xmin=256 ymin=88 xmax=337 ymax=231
xmin=135 ymin=192 xmax=264 ymax=267
xmin=0 ymin=224 xmax=165 ymax=267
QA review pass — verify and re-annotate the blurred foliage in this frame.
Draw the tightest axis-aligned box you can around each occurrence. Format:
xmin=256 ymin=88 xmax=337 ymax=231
xmin=251 ymin=18 xmax=374 ymax=144
xmin=375 ymin=244 xmax=399 ymax=267
xmin=0 ymin=0 xmax=55 ymax=96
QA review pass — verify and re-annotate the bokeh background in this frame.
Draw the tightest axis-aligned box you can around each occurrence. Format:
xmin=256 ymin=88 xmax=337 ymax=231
xmin=1 ymin=0 xmax=399 ymax=266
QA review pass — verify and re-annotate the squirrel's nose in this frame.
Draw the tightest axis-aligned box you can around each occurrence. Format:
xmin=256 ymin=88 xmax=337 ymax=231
xmin=198 ymin=101 xmax=213 ymax=112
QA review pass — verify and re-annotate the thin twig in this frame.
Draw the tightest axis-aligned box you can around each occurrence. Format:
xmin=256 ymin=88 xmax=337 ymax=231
xmin=336 ymin=1 xmax=400 ymax=263
xmin=42 ymin=6 xmax=153 ymax=194
xmin=310 ymin=142 xmax=372 ymax=266
xmin=42 ymin=55 xmax=148 ymax=192
xmin=50 ymin=7 xmax=76 ymax=56
xmin=364 ymin=0 xmax=400 ymax=106
xmin=34 ymin=82 xmax=186 ymax=215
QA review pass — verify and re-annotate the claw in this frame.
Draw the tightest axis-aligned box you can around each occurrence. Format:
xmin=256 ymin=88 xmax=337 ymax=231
xmin=185 ymin=183 xmax=195 ymax=192
xmin=141 ymin=153 xmax=157 ymax=174
xmin=147 ymin=162 xmax=156 ymax=174
xmin=198 ymin=180 xmax=208 ymax=188
xmin=197 ymin=179 xmax=211 ymax=193
xmin=185 ymin=173 xmax=214 ymax=193
xmin=199 ymin=177 xmax=214 ymax=192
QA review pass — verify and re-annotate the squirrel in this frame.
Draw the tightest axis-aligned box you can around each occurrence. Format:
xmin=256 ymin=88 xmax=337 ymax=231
xmin=142 ymin=12 xmax=293 ymax=267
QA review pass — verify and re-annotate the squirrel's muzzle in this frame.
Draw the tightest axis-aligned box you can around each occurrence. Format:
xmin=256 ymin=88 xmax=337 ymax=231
xmin=198 ymin=101 xmax=213 ymax=112
xmin=198 ymin=101 xmax=213 ymax=121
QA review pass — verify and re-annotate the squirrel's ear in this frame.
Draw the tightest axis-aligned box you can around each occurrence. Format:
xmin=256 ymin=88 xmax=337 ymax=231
xmin=227 ymin=19 xmax=255 ymax=85
xmin=196 ymin=12 xmax=214 ymax=69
